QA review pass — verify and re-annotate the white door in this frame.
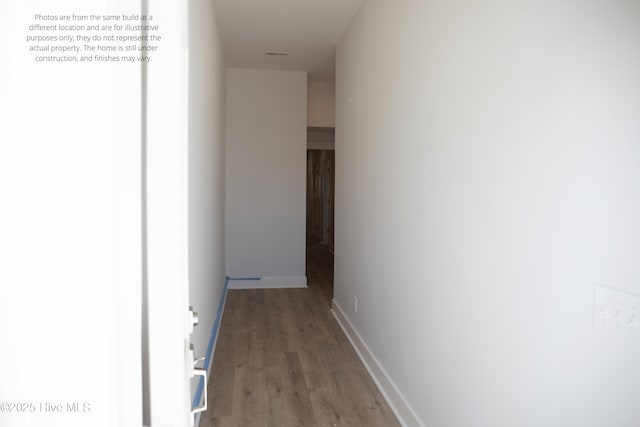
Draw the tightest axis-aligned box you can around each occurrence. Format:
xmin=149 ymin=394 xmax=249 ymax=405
xmin=0 ymin=1 xmax=142 ymax=426
xmin=143 ymin=0 xmax=202 ymax=426
xmin=1 ymin=0 xmax=200 ymax=425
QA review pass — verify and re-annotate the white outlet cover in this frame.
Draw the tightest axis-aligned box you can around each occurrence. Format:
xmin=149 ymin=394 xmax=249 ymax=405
xmin=594 ymin=284 xmax=640 ymax=337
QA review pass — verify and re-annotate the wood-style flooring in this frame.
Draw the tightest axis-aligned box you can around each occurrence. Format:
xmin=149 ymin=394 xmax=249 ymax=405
xmin=201 ymin=243 xmax=401 ymax=427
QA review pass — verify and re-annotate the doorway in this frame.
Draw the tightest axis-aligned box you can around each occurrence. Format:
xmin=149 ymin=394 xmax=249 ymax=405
xmin=307 ymin=149 xmax=335 ymax=249
xmin=306 ymin=127 xmax=335 ymax=305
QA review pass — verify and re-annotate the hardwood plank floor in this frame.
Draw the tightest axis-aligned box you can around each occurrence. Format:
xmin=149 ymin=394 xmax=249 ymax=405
xmin=201 ymin=243 xmax=401 ymax=427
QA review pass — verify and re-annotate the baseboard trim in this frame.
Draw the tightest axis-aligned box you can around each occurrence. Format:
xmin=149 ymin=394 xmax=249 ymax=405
xmin=228 ymin=275 xmax=307 ymax=289
xmin=331 ymin=299 xmax=425 ymax=427
xmin=193 ymin=278 xmax=229 ymax=427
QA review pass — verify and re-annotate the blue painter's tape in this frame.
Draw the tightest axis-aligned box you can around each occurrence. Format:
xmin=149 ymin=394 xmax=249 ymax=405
xmin=192 ymin=277 xmax=229 ymax=410
xmin=227 ymin=276 xmax=261 ymax=281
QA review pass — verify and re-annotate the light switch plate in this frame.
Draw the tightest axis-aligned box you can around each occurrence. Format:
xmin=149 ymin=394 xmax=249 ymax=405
xmin=594 ymin=284 xmax=640 ymax=336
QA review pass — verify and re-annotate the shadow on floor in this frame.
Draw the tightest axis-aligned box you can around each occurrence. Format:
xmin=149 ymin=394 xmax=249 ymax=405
xmin=306 ymin=240 xmax=334 ymax=307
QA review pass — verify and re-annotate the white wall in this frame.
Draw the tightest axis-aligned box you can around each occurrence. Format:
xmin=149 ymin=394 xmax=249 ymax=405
xmin=308 ymin=80 xmax=335 ymax=127
xmin=226 ymin=69 xmax=307 ymax=287
xmin=188 ymin=0 xmax=227 ymax=408
xmin=335 ymin=1 xmax=640 ymax=426
xmin=0 ymin=1 xmax=141 ymax=426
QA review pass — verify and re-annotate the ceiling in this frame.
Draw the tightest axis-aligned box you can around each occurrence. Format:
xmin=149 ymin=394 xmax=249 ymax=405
xmin=213 ymin=0 xmax=364 ymax=81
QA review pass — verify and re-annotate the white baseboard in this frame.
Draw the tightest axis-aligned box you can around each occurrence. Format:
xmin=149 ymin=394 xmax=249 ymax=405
xmin=331 ymin=299 xmax=425 ymax=427
xmin=228 ymin=275 xmax=307 ymax=289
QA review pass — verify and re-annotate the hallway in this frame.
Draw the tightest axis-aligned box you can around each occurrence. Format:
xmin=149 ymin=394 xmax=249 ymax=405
xmin=201 ymin=243 xmax=400 ymax=427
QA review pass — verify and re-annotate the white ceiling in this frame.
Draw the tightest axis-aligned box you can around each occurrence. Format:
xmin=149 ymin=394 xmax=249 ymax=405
xmin=212 ymin=0 xmax=364 ymax=81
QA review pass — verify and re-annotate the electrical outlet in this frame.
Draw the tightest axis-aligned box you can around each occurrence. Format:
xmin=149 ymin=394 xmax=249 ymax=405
xmin=354 ymin=296 xmax=358 ymax=313
xmin=594 ymin=284 xmax=640 ymax=336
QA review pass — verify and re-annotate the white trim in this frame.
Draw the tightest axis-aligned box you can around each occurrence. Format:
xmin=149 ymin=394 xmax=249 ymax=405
xmin=331 ymin=299 xmax=426 ymax=427
xmin=144 ymin=0 xmax=192 ymax=423
xmin=228 ymin=276 xmax=308 ymax=289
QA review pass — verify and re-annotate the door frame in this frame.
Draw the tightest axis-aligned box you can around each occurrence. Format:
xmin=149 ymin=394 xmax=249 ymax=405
xmin=143 ymin=0 xmax=193 ymax=425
